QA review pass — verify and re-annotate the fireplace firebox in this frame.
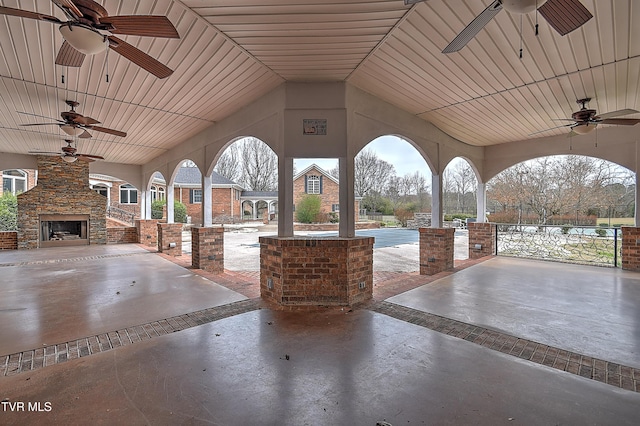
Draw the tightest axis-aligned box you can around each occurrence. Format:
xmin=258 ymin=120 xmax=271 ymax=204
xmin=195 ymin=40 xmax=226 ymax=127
xmin=39 ymin=214 xmax=89 ymax=247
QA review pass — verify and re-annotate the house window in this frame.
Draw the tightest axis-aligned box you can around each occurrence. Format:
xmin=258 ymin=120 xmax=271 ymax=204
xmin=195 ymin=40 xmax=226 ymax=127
xmin=151 ymin=186 xmax=166 ymax=201
xmin=2 ymin=169 xmax=27 ymax=194
xmin=92 ymin=185 xmax=108 ymax=197
xmin=307 ymin=175 xmax=320 ymax=194
xmin=332 ymin=204 xmax=339 ymax=212
xmin=190 ymin=189 xmax=202 ymax=204
xmin=119 ymin=184 xmax=138 ymax=204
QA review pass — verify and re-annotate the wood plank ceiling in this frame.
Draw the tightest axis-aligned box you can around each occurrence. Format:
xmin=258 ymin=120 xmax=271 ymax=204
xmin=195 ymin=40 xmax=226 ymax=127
xmin=0 ymin=0 xmax=638 ymax=165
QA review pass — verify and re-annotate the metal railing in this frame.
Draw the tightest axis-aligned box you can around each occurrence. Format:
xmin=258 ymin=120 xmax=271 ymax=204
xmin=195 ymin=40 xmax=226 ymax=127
xmin=106 ymin=205 xmax=136 ymax=226
xmin=495 ymin=224 xmax=621 ymax=267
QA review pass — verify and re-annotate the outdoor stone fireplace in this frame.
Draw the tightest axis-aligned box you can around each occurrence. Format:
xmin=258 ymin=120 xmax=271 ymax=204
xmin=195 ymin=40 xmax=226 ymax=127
xmin=17 ymin=156 xmax=107 ymax=249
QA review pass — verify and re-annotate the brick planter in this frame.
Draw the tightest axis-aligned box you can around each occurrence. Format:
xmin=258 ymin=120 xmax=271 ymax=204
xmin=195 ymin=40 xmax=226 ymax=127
xmin=468 ymin=222 xmax=496 ymax=259
xmin=192 ymin=226 xmax=224 ymax=273
xmin=419 ymin=228 xmax=454 ymax=275
xmin=259 ymin=236 xmax=373 ymax=306
xmin=158 ymin=223 xmax=182 ymax=256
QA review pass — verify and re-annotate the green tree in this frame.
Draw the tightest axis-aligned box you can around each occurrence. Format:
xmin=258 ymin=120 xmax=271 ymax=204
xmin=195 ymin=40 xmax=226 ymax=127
xmin=295 ymin=194 xmax=322 ymax=223
xmin=0 ymin=192 xmax=18 ymax=231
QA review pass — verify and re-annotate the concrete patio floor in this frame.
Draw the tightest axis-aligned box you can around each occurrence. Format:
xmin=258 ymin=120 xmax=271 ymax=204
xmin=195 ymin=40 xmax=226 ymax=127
xmin=0 ymin=242 xmax=639 ymax=425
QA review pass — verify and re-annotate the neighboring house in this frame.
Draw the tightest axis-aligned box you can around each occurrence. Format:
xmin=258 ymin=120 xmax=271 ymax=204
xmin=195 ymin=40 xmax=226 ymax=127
xmin=293 ymin=164 xmax=361 ymax=222
xmin=1 ymin=169 xmax=37 ymax=196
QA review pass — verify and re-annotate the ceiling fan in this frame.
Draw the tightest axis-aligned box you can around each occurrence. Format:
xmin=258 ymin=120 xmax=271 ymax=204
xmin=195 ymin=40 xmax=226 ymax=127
xmin=0 ymin=0 xmax=179 ymax=79
xmin=29 ymin=139 xmax=105 ymax=163
xmin=442 ymin=0 xmax=593 ymax=53
xmin=19 ymin=100 xmax=127 ymax=139
xmin=532 ymin=98 xmax=640 ymax=136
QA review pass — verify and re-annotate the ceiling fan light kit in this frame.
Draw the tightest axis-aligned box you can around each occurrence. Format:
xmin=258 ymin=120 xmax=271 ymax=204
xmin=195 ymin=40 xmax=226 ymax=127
xmin=62 ymin=154 xmax=78 ymax=163
xmin=58 ymin=24 xmax=108 ymax=55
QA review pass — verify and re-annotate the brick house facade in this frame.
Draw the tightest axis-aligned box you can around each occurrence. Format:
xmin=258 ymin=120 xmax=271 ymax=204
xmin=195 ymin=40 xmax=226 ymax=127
xmin=1 ymin=169 xmax=38 ymax=196
xmin=293 ymin=164 xmax=360 ymax=222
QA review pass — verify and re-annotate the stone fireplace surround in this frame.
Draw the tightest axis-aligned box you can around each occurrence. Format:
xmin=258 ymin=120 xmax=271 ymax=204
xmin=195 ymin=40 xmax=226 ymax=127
xmin=17 ymin=156 xmax=107 ymax=249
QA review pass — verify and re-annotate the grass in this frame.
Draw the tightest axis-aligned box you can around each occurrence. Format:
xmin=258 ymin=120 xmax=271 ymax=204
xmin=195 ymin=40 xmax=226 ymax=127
xmin=597 ymin=217 xmax=635 ymax=226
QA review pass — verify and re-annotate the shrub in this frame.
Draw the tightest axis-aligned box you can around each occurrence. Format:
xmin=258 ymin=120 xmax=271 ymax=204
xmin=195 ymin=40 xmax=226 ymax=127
xmin=296 ymin=194 xmax=322 ymax=223
xmin=561 ymin=224 xmax=572 ymax=234
xmin=151 ymin=199 xmax=166 ymax=220
xmin=0 ymin=192 xmax=18 ymax=231
xmin=595 ymin=228 xmax=607 ymax=237
xmin=174 ymin=201 xmax=187 ymax=223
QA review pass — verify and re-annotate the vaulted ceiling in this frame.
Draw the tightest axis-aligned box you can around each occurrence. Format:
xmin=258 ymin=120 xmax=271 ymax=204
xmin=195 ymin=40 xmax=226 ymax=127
xmin=0 ymin=0 xmax=638 ymax=165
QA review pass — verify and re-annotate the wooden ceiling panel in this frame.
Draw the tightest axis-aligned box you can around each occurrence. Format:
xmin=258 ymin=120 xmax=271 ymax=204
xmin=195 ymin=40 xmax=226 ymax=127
xmin=0 ymin=0 xmax=637 ymax=164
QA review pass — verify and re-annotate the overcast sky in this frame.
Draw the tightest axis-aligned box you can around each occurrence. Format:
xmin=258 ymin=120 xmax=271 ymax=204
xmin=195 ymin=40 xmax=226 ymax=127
xmin=294 ymin=135 xmax=433 ymax=178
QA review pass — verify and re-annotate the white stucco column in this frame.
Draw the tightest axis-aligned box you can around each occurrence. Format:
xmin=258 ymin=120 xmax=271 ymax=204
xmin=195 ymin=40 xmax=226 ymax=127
xmin=202 ymin=175 xmax=213 ymax=227
xmin=278 ymin=156 xmax=294 ymax=237
xmin=253 ymin=201 xmax=258 ymax=219
xmin=166 ymin=184 xmax=175 ymax=223
xmin=338 ymin=156 xmax=355 ymax=237
xmin=476 ymin=182 xmax=486 ymax=223
xmin=143 ymin=189 xmax=152 ymax=220
xmin=431 ymin=173 xmax=443 ymax=228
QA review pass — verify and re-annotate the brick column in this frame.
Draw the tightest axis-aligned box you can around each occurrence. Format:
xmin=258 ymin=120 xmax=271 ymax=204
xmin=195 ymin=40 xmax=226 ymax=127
xmin=158 ymin=223 xmax=182 ymax=256
xmin=192 ymin=226 xmax=224 ymax=273
xmin=419 ymin=228 xmax=454 ymax=275
xmin=136 ymin=219 xmax=158 ymax=247
xmin=621 ymin=227 xmax=640 ymax=271
xmin=468 ymin=222 xmax=496 ymax=259
xmin=259 ymin=236 xmax=373 ymax=306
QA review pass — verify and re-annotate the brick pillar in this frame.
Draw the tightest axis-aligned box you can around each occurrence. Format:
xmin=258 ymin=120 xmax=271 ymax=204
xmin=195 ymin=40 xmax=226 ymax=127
xmin=158 ymin=223 xmax=182 ymax=256
xmin=467 ymin=222 xmax=496 ymax=259
xmin=136 ymin=219 xmax=158 ymax=247
xmin=192 ymin=226 xmax=224 ymax=273
xmin=419 ymin=228 xmax=454 ymax=275
xmin=621 ymin=227 xmax=640 ymax=271
xmin=259 ymin=236 xmax=373 ymax=306
xmin=0 ymin=231 xmax=18 ymax=250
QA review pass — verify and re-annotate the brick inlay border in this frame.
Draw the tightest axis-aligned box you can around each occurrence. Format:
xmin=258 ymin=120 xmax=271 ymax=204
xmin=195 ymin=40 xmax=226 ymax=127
xmin=1 ymin=299 xmax=260 ymax=377
xmin=371 ymin=301 xmax=639 ymax=393
xmin=0 ymin=251 xmax=152 ymax=268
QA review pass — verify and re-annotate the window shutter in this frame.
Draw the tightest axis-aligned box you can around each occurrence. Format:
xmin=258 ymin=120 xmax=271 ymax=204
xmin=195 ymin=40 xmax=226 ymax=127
xmin=319 ymin=176 xmax=323 ymax=194
xmin=189 ymin=189 xmax=193 ymax=204
xmin=304 ymin=175 xmax=308 ymax=193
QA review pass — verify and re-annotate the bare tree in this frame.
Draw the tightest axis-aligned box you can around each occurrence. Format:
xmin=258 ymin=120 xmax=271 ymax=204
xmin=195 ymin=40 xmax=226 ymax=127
xmin=354 ymin=148 xmax=395 ymax=197
xmin=443 ymin=161 xmax=477 ymax=214
xmin=214 ymin=137 xmax=278 ymax=191
xmin=213 ymin=143 xmax=241 ymax=183
xmin=240 ymin=138 xmax=278 ymax=191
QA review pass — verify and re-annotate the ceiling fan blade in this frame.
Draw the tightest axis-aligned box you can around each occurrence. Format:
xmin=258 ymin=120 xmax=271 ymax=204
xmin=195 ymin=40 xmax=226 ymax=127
xmin=90 ymin=125 xmax=127 ymax=137
xmin=538 ymin=0 xmax=593 ymax=36
xmin=55 ymin=41 xmax=86 ymax=67
xmin=50 ymin=0 xmax=83 ymax=20
xmin=0 ymin=6 xmax=62 ymax=23
xmin=78 ymin=130 xmax=92 ymax=139
xmin=599 ymin=118 xmax=640 ymax=126
xmin=20 ymin=123 xmax=60 ymax=127
xmin=442 ymin=0 xmax=502 ymax=53
xmin=99 ymin=16 xmax=179 ymax=38
xmin=73 ymin=115 xmax=100 ymax=126
xmin=528 ymin=123 xmax=573 ymax=136
xmin=28 ymin=151 xmax=62 ymax=156
xmin=108 ymin=36 xmax=173 ymax=79
xmin=77 ymin=154 xmax=104 ymax=162
xmin=596 ymin=109 xmax=639 ymax=120
xmin=17 ymin=111 xmax=63 ymax=122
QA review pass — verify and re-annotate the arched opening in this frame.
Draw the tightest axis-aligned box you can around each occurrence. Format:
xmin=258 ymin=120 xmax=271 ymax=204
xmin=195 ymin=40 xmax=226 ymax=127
xmin=443 ymin=158 xmax=479 ymax=223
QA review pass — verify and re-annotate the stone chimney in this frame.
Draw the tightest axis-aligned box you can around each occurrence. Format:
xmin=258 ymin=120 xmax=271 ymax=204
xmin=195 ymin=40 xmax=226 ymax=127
xmin=17 ymin=156 xmax=107 ymax=249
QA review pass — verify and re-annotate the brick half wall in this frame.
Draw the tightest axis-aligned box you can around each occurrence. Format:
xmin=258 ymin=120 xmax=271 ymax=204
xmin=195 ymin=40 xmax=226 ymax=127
xmin=468 ymin=222 xmax=496 ymax=259
xmin=0 ymin=231 xmax=18 ymax=250
xmin=259 ymin=236 xmax=373 ymax=306
xmin=419 ymin=228 xmax=454 ymax=275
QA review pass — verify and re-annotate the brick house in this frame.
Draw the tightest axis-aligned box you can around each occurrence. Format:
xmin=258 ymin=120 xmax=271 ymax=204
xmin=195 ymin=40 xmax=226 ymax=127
xmin=293 ymin=164 xmax=360 ymax=222
xmin=1 ymin=169 xmax=38 ymax=196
